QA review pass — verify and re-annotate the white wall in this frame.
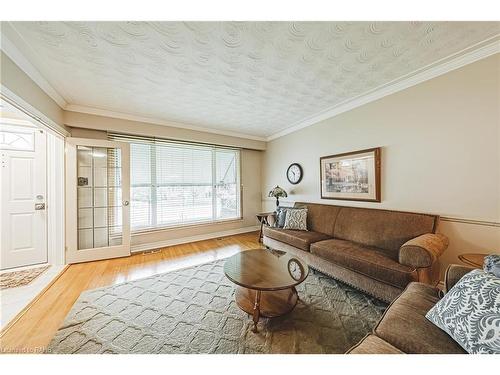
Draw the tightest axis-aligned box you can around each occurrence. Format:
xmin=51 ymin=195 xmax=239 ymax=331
xmin=262 ymin=54 xmax=500 ymax=274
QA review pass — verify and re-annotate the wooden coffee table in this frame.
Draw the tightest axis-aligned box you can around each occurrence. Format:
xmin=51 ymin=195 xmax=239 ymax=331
xmin=224 ymin=248 xmax=309 ymax=332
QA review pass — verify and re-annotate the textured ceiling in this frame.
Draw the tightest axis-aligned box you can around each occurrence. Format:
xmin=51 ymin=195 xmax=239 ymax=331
xmin=7 ymin=21 xmax=500 ymax=138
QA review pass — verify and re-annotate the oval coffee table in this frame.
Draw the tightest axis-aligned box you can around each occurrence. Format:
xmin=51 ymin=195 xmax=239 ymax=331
xmin=224 ymin=248 xmax=309 ymax=333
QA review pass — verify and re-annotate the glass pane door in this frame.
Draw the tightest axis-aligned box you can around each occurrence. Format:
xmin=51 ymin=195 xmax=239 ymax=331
xmin=77 ymin=146 xmax=123 ymax=249
xmin=66 ymin=138 xmax=130 ymax=263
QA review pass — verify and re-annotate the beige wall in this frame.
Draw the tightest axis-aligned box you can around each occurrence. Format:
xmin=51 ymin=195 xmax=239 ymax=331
xmin=65 ymin=110 xmax=266 ymax=151
xmin=262 ymin=54 xmax=500 ymax=274
xmin=69 ymin=126 xmax=262 ymax=249
xmin=0 ymin=51 xmax=66 ymax=131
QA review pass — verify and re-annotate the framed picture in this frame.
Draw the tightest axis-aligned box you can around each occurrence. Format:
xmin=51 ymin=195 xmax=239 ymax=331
xmin=320 ymin=147 xmax=381 ymax=202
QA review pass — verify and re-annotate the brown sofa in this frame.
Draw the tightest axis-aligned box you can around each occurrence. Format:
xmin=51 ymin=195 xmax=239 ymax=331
xmin=263 ymin=202 xmax=449 ymax=302
xmin=347 ymin=264 xmax=472 ymax=354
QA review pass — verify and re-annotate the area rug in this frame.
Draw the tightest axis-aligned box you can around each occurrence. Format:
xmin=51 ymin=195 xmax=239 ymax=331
xmin=47 ymin=260 xmax=387 ymax=354
xmin=0 ymin=265 xmax=51 ymax=290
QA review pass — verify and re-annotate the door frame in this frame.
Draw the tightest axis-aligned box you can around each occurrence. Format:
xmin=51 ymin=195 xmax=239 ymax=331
xmin=65 ymin=137 xmax=131 ymax=263
xmin=0 ymin=98 xmax=66 ymax=268
xmin=46 ymin=132 xmax=65 ymax=265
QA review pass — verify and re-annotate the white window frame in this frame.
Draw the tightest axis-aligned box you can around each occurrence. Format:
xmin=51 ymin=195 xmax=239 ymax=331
xmin=111 ymin=134 xmax=242 ymax=233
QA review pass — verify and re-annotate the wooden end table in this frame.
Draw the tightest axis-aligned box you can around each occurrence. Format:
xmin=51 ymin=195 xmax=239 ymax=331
xmin=224 ymin=249 xmax=308 ymax=333
xmin=458 ymin=253 xmax=489 ymax=268
xmin=256 ymin=212 xmax=275 ymax=243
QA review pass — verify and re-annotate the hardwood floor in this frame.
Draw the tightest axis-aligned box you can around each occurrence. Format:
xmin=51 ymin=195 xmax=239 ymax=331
xmin=0 ymin=231 xmax=262 ymax=353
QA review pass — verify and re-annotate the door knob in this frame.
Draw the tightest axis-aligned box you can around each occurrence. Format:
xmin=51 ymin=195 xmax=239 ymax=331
xmin=123 ymin=201 xmax=129 ymax=206
xmin=35 ymin=203 xmax=46 ymax=210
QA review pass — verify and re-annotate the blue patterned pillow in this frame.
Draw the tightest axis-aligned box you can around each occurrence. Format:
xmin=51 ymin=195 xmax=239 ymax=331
xmin=274 ymin=207 xmax=287 ymax=228
xmin=426 ymin=269 xmax=500 ymax=354
xmin=274 ymin=207 xmax=299 ymax=228
xmin=484 ymin=254 xmax=500 ymax=277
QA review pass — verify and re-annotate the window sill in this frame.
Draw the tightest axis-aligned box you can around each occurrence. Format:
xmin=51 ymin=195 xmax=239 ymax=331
xmin=131 ymin=217 xmax=244 ymax=236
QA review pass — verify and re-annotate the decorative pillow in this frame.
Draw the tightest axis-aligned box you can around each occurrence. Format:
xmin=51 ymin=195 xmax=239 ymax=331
xmin=274 ymin=207 xmax=288 ymax=228
xmin=274 ymin=207 xmax=299 ymax=228
xmin=425 ymin=269 xmax=500 ymax=354
xmin=283 ymin=208 xmax=308 ymax=231
xmin=484 ymin=254 xmax=500 ymax=277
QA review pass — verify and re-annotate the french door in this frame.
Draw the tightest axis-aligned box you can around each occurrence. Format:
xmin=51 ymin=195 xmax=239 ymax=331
xmin=65 ymin=138 xmax=130 ymax=263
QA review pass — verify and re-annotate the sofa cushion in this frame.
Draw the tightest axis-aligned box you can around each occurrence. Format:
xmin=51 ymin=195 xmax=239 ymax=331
xmin=374 ymin=282 xmax=466 ymax=354
xmin=310 ymin=239 xmax=416 ymax=288
xmin=263 ymin=226 xmax=331 ymax=251
xmin=347 ymin=334 xmax=404 ymax=354
xmin=294 ymin=202 xmax=341 ymax=235
xmin=333 ymin=207 xmax=438 ymax=256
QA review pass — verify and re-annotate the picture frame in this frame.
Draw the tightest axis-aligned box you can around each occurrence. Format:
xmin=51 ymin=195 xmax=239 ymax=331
xmin=320 ymin=147 xmax=381 ymax=202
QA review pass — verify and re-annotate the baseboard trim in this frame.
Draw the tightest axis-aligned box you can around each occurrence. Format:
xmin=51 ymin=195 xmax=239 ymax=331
xmin=131 ymin=226 xmax=260 ymax=253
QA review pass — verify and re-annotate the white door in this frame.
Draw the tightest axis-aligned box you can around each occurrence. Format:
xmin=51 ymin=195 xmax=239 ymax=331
xmin=65 ymin=138 xmax=130 ymax=263
xmin=0 ymin=124 xmax=47 ymax=270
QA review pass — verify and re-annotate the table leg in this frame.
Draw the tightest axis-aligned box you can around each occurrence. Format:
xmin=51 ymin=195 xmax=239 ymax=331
xmin=252 ymin=290 xmax=261 ymax=333
xmin=258 ymin=221 xmax=264 ymax=243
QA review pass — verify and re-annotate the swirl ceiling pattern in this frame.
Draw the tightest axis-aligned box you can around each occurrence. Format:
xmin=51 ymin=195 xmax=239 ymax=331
xmin=7 ymin=21 xmax=500 ymax=138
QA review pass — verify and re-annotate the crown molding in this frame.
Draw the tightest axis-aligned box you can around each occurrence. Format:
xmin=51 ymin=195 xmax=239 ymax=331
xmin=0 ymin=22 xmax=68 ymax=108
xmin=64 ymin=104 xmax=268 ymax=142
xmin=266 ymin=35 xmax=500 ymax=141
xmin=2 ymin=21 xmax=498 ymax=143
xmin=1 ymin=85 xmax=70 ymax=137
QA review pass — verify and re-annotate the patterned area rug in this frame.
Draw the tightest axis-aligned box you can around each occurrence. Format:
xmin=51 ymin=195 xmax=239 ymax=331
xmin=47 ymin=260 xmax=387 ymax=354
xmin=0 ymin=265 xmax=51 ymax=290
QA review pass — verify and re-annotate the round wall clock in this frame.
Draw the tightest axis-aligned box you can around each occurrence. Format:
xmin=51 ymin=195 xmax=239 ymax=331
xmin=288 ymin=258 xmax=305 ymax=281
xmin=286 ymin=163 xmax=303 ymax=185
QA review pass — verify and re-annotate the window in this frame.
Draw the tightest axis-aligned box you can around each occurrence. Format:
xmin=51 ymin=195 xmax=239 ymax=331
xmin=111 ymin=135 xmax=241 ymax=231
xmin=0 ymin=125 xmax=35 ymax=151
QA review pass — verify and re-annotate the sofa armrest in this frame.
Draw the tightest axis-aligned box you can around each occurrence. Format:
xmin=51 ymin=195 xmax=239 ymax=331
xmin=444 ymin=264 xmax=474 ymax=293
xmin=399 ymin=233 xmax=449 ymax=268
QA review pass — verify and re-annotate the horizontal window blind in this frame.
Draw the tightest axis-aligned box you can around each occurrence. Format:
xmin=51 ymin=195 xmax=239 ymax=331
xmin=109 ymin=133 xmax=241 ymax=231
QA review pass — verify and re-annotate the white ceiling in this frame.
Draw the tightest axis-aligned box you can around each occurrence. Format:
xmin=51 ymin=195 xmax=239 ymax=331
xmin=4 ymin=21 xmax=500 ymax=139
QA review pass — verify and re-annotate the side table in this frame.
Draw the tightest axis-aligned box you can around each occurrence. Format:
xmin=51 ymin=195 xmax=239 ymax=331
xmin=256 ymin=212 xmax=275 ymax=243
xmin=458 ymin=253 xmax=489 ymax=268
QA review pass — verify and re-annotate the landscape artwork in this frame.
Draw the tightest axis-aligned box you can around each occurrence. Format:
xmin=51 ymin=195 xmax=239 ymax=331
xmin=320 ymin=148 xmax=381 ymax=202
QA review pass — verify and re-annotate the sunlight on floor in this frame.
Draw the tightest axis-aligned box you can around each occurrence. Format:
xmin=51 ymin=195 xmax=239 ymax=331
xmin=112 ymin=244 xmax=245 ymax=285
